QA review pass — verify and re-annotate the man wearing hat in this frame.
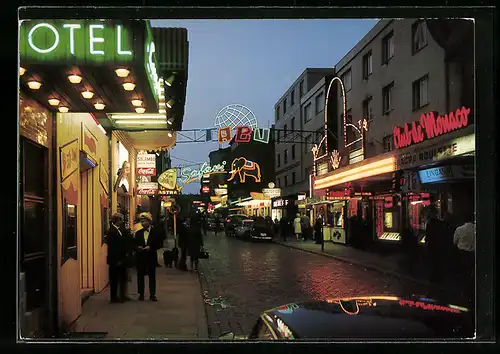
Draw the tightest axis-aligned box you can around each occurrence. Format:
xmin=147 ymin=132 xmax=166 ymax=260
xmin=134 ymin=212 xmax=161 ymax=301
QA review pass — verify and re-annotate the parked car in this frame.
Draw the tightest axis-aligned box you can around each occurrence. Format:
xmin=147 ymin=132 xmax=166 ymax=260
xmin=218 ymin=295 xmax=473 ymax=340
xmin=225 ymin=214 xmax=248 ymax=237
xmin=234 ymin=217 xmax=274 ymax=242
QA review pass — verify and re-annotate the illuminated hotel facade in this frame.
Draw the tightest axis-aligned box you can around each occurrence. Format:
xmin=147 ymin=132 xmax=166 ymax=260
xmin=18 ymin=19 xmax=188 ymax=337
xmin=310 ymin=19 xmax=474 ymax=246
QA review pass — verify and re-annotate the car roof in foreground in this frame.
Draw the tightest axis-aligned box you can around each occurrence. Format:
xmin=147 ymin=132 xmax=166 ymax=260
xmin=263 ymin=296 xmax=474 ymax=340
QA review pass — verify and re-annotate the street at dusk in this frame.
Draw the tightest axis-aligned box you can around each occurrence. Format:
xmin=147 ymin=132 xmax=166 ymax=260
xmin=17 ymin=9 xmax=490 ymax=342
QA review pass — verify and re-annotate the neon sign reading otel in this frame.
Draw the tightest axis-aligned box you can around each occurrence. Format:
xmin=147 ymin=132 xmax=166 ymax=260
xmin=26 ymin=22 xmax=133 ymax=56
xmin=393 ymin=106 xmax=471 ymax=150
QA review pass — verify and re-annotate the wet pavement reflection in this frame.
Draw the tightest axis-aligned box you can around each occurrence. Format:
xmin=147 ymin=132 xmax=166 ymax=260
xmin=198 ymin=232 xmax=423 ymax=334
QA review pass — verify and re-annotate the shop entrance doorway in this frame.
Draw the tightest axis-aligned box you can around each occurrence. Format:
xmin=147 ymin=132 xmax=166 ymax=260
xmin=20 ymin=137 xmax=48 ymax=337
xmin=79 ymin=167 xmax=95 ymax=300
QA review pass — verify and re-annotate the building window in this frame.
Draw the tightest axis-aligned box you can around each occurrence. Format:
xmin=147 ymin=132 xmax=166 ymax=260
xmin=292 ymin=145 xmax=296 ymax=160
xmin=382 ymin=81 xmax=395 ymax=114
xmin=276 ymin=105 xmax=280 ymax=121
xmin=304 ymin=103 xmax=312 ymax=123
xmin=291 ymin=117 xmax=295 ymax=132
xmin=383 ymin=135 xmax=394 ymax=152
xmin=291 ymin=89 xmax=295 ymax=106
xmin=412 ymin=75 xmax=429 ymax=110
xmin=277 ymin=153 xmax=281 ymax=167
xmin=284 ymin=175 xmax=288 ymax=187
xmin=363 ymin=96 xmax=373 ymax=122
xmin=305 ymin=134 xmax=312 ymax=154
xmin=277 ymin=178 xmax=280 ymax=188
xmin=362 ymin=51 xmax=373 ymax=79
xmin=315 ymin=91 xmax=325 ymax=114
xmin=284 ymin=149 xmax=288 ymax=164
xmin=276 ymin=129 xmax=280 ymax=143
xmin=283 ymin=98 xmax=287 ymax=114
xmin=382 ymin=31 xmax=395 ymax=64
xmin=283 ymin=124 xmax=287 ymax=138
xmin=412 ymin=20 xmax=427 ymax=54
xmin=299 ymin=80 xmax=304 ymax=97
xmin=341 ymin=69 xmax=352 ymax=94
xmin=292 ymin=172 xmax=296 ymax=185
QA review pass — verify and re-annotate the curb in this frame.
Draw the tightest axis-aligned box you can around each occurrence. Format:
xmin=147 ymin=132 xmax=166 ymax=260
xmin=275 ymin=241 xmax=432 ymax=287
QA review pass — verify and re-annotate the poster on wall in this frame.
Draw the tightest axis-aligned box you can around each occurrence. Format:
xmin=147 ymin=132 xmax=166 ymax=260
xmin=82 ymin=123 xmax=98 ymax=161
xmin=60 ymin=138 xmax=79 ymax=182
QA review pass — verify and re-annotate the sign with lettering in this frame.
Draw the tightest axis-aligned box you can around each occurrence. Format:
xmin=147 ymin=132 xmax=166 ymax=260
xmin=158 ymin=169 xmax=177 ymax=190
xmin=144 ymin=24 xmax=160 ymax=104
xmin=137 ymin=182 xmax=158 ymax=195
xmin=396 ymin=133 xmax=475 ymax=170
xmin=136 ymin=153 xmax=156 ymax=168
xmin=216 ymin=126 xmax=271 ymax=144
xmin=272 ymin=199 xmax=290 ymax=208
xmin=393 ymin=106 xmax=471 ymax=150
xmin=20 ymin=20 xmax=135 ymax=64
xmin=214 ymin=188 xmax=228 ymax=196
xmin=418 ymin=165 xmax=474 ymax=184
xmin=136 ymin=167 xmax=156 ymax=176
xmin=262 ymin=188 xmax=281 ymax=198
xmin=180 ymin=161 xmax=227 ymax=185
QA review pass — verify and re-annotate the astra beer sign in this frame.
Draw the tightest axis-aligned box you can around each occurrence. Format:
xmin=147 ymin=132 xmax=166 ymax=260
xmin=20 ymin=20 xmax=137 ymax=64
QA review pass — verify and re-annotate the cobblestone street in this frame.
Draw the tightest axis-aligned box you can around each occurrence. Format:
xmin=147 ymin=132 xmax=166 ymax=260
xmin=198 ymin=231 xmax=424 ymax=338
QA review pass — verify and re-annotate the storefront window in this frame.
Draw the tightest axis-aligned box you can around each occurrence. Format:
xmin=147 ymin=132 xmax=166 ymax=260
xmin=375 ymin=196 xmax=402 ymax=241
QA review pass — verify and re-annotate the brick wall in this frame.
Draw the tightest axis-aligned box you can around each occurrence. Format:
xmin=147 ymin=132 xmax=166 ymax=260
xmin=19 ymin=95 xmax=51 ymax=148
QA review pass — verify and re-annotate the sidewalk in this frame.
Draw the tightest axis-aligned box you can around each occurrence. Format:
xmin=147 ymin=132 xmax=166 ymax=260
xmin=73 ymin=248 xmax=208 ymax=340
xmin=275 ymin=239 xmax=431 ymax=286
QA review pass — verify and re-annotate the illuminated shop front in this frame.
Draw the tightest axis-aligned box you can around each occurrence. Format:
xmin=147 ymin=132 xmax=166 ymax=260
xmin=19 ymin=19 xmax=188 ymax=334
xmin=271 ymin=195 xmax=298 ymax=221
xmin=238 ymin=198 xmax=272 ymax=217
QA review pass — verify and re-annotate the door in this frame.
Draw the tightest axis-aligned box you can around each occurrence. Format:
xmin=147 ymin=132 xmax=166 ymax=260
xmin=79 ymin=169 xmax=95 ymax=293
xmin=20 ymin=138 xmax=48 ymax=337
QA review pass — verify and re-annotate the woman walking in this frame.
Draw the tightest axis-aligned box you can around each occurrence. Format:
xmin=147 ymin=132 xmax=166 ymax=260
xmin=293 ymin=213 xmax=302 ymax=241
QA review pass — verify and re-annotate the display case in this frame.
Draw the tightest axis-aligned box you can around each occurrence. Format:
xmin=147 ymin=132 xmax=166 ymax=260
xmin=61 ymin=198 xmax=77 ymax=264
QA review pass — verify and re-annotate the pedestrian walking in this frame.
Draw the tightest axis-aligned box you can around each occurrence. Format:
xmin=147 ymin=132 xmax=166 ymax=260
xmin=280 ymin=216 xmax=288 ymax=242
xmin=293 ymin=213 xmax=302 ymax=241
xmin=176 ymin=217 xmax=189 ymax=270
xmin=106 ymin=213 xmax=128 ymax=303
xmin=300 ymin=213 xmax=311 ymax=241
xmin=453 ymin=211 xmax=475 ymax=305
xmin=314 ymin=216 xmax=323 ymax=244
xmin=134 ymin=212 xmax=162 ymax=301
xmin=425 ymin=206 xmax=447 ymax=284
xmin=188 ymin=211 xmax=204 ymax=272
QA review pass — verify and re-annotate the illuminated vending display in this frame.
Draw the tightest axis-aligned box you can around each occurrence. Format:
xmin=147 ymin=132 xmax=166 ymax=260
xmin=374 ymin=195 xmax=402 ymax=241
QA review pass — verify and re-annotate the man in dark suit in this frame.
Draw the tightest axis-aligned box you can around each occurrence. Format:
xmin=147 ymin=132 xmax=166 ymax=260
xmin=134 ymin=212 xmax=161 ymax=301
xmin=106 ymin=213 xmax=128 ymax=303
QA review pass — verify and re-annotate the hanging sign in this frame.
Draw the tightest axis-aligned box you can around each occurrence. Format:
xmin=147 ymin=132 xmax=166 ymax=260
xmin=214 ymin=188 xmax=228 ymax=196
xmin=227 ymin=157 xmax=262 ymax=183
xmin=136 ymin=153 xmax=156 ymax=168
xmin=393 ymin=106 xmax=471 ymax=150
xmin=180 ymin=161 xmax=227 ymax=185
xmin=137 ymin=182 xmax=158 ymax=195
xmin=158 ymin=168 xmax=177 ymax=190
xmin=136 ymin=167 xmax=156 ymax=176
xmin=216 ymin=126 xmax=271 ymax=144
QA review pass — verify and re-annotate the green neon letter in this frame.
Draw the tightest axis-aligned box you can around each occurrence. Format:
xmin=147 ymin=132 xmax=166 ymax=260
xmin=117 ymin=25 xmax=132 ymax=55
xmin=89 ymin=24 xmax=105 ymax=55
xmin=28 ymin=23 xmax=59 ymax=54
xmin=62 ymin=24 xmax=82 ymax=55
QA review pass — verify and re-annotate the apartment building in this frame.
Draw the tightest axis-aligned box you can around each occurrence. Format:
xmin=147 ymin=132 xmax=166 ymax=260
xmin=313 ymin=19 xmax=474 ymax=247
xmin=273 ymin=68 xmax=332 ymax=205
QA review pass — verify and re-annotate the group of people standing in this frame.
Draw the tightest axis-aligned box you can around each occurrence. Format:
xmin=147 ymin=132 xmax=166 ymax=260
xmin=274 ymin=213 xmax=323 ymax=243
xmin=106 ymin=212 xmax=163 ymax=303
xmin=175 ymin=211 xmax=205 ymax=272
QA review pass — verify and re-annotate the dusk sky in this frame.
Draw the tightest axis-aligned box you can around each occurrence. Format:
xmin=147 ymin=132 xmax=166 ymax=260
xmin=151 ymin=19 xmax=378 ymax=193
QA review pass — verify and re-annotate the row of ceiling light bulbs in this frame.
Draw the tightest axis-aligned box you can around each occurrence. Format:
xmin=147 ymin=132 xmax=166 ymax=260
xmin=19 ymin=67 xmax=148 ymax=114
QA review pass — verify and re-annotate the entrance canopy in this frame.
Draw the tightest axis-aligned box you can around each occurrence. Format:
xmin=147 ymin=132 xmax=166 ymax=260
xmin=19 ymin=19 xmax=188 ymax=151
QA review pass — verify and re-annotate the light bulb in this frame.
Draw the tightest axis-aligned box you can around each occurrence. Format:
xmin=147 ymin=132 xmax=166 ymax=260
xmin=81 ymin=91 xmax=94 ymax=99
xmin=20 ymin=67 xmax=26 ymax=76
xmin=122 ymin=82 xmax=136 ymax=91
xmin=115 ymin=68 xmax=130 ymax=78
xmin=167 ymin=132 xmax=173 ymax=138
xmin=94 ymin=103 xmax=105 ymax=110
xmin=68 ymin=74 xmax=82 ymax=84
xmin=48 ymin=98 xmax=60 ymax=106
xmin=131 ymin=99 xmax=142 ymax=107
xmin=58 ymin=106 xmax=69 ymax=113
xmin=135 ymin=107 xmax=146 ymax=114
xmin=166 ymin=99 xmax=174 ymax=109
xmin=27 ymin=81 xmax=42 ymax=90
xmin=167 ymin=118 xmax=174 ymax=125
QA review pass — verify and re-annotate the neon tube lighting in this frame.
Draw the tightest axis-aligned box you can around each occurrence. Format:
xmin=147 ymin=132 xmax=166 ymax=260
xmin=114 ymin=120 xmax=168 ymax=125
xmin=315 ymin=164 xmax=395 ymax=189
xmin=110 ymin=114 xmax=167 ymax=119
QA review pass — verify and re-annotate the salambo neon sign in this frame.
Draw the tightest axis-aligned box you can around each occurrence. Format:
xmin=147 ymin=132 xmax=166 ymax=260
xmin=393 ymin=106 xmax=471 ymax=150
